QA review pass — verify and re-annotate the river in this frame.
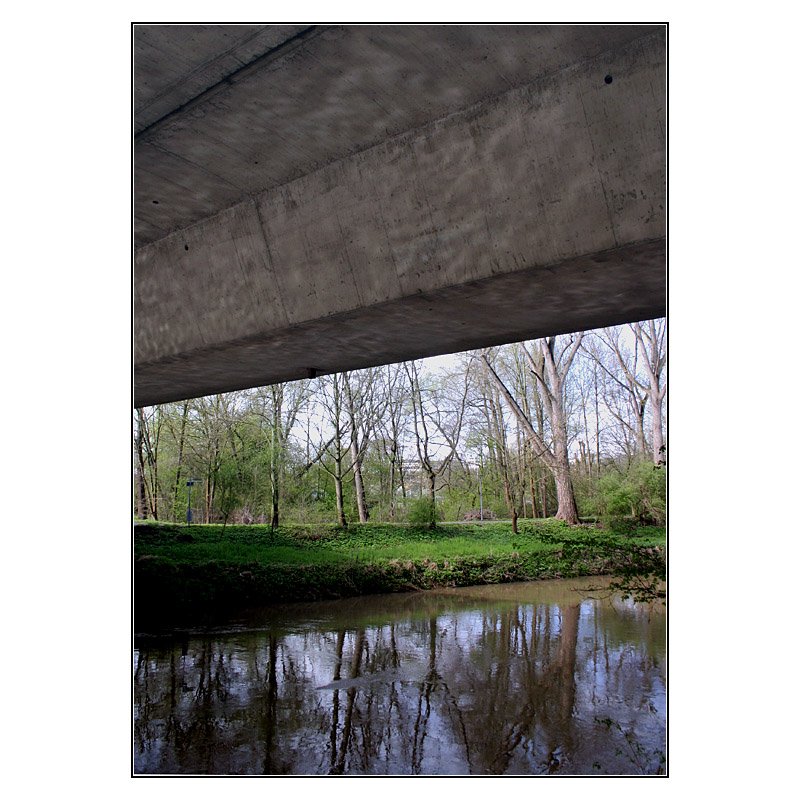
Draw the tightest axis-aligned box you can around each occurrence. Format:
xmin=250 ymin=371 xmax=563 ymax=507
xmin=133 ymin=576 xmax=666 ymax=775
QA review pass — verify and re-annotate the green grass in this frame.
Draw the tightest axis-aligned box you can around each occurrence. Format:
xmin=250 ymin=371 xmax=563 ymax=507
xmin=134 ymin=519 xmax=596 ymax=564
xmin=134 ymin=520 xmax=665 ymax=624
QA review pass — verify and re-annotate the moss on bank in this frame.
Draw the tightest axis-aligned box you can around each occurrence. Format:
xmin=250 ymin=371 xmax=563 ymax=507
xmin=134 ymin=520 xmax=665 ymax=625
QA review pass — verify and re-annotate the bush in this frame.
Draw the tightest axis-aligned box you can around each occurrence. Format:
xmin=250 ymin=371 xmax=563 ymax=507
xmin=597 ymin=461 xmax=666 ymax=528
xmin=407 ymin=497 xmax=443 ymax=528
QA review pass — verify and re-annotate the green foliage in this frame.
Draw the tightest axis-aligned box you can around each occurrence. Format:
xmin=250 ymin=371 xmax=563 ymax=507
xmin=214 ymin=459 xmax=242 ymax=527
xmin=406 ymin=497 xmax=443 ymax=528
xmin=596 ymin=461 xmax=666 ymax=528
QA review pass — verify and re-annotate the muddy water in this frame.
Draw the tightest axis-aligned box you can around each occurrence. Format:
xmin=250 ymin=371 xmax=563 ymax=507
xmin=133 ymin=577 xmax=666 ymax=775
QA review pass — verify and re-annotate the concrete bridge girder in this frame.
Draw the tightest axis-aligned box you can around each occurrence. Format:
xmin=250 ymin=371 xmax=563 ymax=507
xmin=134 ymin=25 xmax=666 ymax=407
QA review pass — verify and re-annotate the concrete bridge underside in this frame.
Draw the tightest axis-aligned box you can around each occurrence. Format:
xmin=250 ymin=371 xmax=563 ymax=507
xmin=134 ymin=24 xmax=666 ymax=407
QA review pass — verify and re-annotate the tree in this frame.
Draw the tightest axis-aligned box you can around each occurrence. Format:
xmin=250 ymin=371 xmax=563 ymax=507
xmin=134 ymin=406 xmax=164 ymax=519
xmin=475 ymin=358 xmax=523 ymax=532
xmin=342 ymin=369 xmax=384 ymax=523
xmin=481 ymin=334 xmax=583 ymax=524
xmin=312 ymin=372 xmax=357 ymax=527
xmin=585 ymin=321 xmax=666 ymax=465
xmin=404 ymin=360 xmax=470 ymax=526
xmin=631 ymin=320 xmax=666 ymax=465
xmin=377 ymin=363 xmax=410 ymax=520
xmin=251 ymin=382 xmax=308 ymax=530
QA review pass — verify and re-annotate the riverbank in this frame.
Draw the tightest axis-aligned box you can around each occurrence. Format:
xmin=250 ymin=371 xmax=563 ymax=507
xmin=134 ymin=519 xmax=665 ymax=627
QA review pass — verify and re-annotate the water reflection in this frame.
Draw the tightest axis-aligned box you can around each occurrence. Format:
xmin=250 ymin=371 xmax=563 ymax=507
xmin=134 ymin=578 xmax=665 ymax=775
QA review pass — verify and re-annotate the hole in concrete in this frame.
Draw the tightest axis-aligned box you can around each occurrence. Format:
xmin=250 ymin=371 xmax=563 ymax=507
xmin=152 ymin=200 xmax=159 ymax=204
xmin=604 ymin=74 xmax=613 ymax=84
xmin=184 ymin=244 xmax=189 ymax=251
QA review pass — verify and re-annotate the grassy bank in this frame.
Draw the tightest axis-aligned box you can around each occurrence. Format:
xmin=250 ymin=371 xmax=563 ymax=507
xmin=134 ymin=520 xmax=665 ymax=625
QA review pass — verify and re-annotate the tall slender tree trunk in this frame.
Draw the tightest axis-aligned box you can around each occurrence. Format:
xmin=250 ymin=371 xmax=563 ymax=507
xmin=388 ymin=446 xmax=397 ymax=521
xmin=515 ymin=422 xmax=529 ymax=518
xmin=487 ymin=384 xmax=519 ymax=532
xmin=636 ymin=398 xmax=648 ymax=457
xmin=172 ymin=401 xmax=189 ymax=522
xmin=593 ymin=365 xmax=601 ymax=478
xmin=270 ymin=468 xmax=280 ymax=530
xmin=550 ymin=405 xmax=580 ymax=525
xmin=135 ymin=411 xmax=148 ymax=519
xmin=136 ymin=463 xmax=148 ymax=520
xmin=351 ymin=439 xmax=369 ymax=523
xmin=508 ymin=493 xmax=519 ymax=533
xmin=652 ymin=399 xmax=665 ymax=465
xmin=527 ymin=445 xmax=539 ymax=519
xmin=270 ymin=423 xmax=279 ymax=530
xmin=534 ymin=393 xmax=548 ymax=516
xmin=334 ymin=472 xmax=347 ymax=527
xmin=426 ymin=470 xmax=437 ymax=528
xmin=631 ymin=320 xmax=666 ymax=465
xmin=270 ymin=386 xmax=281 ymax=531
xmin=540 ymin=474 xmax=548 ymax=518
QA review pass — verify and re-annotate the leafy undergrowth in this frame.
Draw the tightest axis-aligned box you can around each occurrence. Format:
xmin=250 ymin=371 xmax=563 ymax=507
xmin=134 ymin=520 xmax=665 ymax=624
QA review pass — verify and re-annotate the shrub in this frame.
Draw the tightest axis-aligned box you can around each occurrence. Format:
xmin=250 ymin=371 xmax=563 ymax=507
xmin=407 ymin=497 xmax=443 ymax=528
xmin=597 ymin=461 xmax=666 ymax=529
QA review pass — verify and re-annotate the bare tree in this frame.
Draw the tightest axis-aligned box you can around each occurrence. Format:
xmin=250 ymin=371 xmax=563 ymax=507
xmin=584 ymin=329 xmax=648 ymax=461
xmin=404 ymin=360 xmax=470 ymax=523
xmin=378 ymin=363 xmax=410 ymax=520
xmin=476 ymin=359 xmax=523 ymax=532
xmin=312 ymin=372 xmax=357 ymax=527
xmin=631 ymin=320 xmax=666 ymax=465
xmin=166 ymin=401 xmax=190 ymax=521
xmin=134 ymin=408 xmax=149 ymax=519
xmin=134 ymin=406 xmax=163 ymax=519
xmin=252 ymin=382 xmax=309 ymax=530
xmin=184 ymin=394 xmax=243 ymax=523
xmin=585 ymin=320 xmax=665 ymax=465
xmin=481 ymin=334 xmax=583 ymax=524
xmin=342 ymin=369 xmax=385 ymax=523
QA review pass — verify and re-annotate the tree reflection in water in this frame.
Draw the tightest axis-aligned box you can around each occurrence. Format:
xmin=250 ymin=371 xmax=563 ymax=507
xmin=134 ymin=583 xmax=665 ymax=775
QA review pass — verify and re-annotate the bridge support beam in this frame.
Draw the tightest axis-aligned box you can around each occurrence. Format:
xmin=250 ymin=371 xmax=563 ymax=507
xmin=135 ymin=30 xmax=665 ymax=407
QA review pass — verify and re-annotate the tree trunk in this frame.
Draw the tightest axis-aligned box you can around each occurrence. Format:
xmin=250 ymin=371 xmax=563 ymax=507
xmin=427 ymin=470 xmax=437 ymax=529
xmin=593 ymin=363 xmax=601 ymax=479
xmin=135 ymin=411 xmax=148 ymax=519
xmin=270 ymin=472 xmax=280 ymax=530
xmin=630 ymin=320 xmax=666 ymax=465
xmin=636 ymin=399 xmax=648 ymax=458
xmin=172 ymin=401 xmax=189 ymax=522
xmin=553 ymin=466 xmax=580 ymax=525
xmin=527 ymin=445 xmax=539 ymax=519
xmin=136 ymin=465 xmax=148 ymax=520
xmin=652 ymin=397 xmax=665 ymax=465
xmin=270 ymin=387 xmax=281 ymax=531
xmin=351 ymin=438 xmax=369 ymax=522
xmin=540 ymin=474 xmax=548 ymax=518
xmin=388 ymin=446 xmax=397 ymax=521
xmin=334 ymin=473 xmax=347 ymax=527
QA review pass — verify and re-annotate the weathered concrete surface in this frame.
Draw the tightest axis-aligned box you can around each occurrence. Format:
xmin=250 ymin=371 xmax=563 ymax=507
xmin=134 ymin=24 xmax=666 ymax=407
